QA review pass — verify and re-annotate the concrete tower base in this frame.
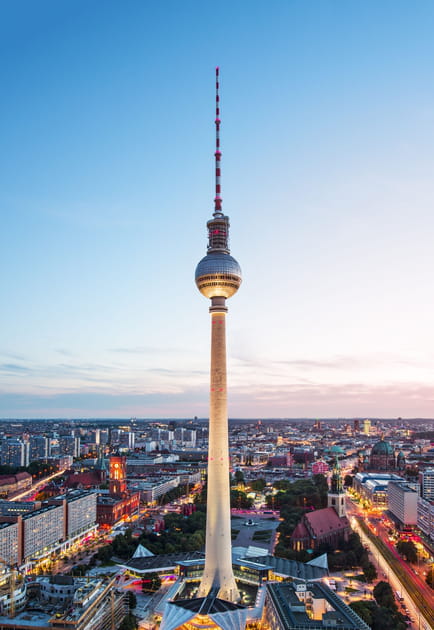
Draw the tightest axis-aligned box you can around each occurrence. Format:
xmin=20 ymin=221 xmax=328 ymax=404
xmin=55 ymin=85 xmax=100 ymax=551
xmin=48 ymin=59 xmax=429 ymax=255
xmin=197 ymin=304 xmax=239 ymax=603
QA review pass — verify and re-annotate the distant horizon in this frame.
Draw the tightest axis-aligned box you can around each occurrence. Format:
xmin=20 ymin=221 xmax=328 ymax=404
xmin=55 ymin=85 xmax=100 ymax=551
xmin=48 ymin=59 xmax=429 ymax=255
xmin=0 ymin=416 xmax=433 ymax=423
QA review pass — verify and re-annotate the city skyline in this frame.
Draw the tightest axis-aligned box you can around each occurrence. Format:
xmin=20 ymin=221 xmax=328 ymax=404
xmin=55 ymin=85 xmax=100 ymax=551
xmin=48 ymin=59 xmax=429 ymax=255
xmin=3 ymin=1 xmax=434 ymax=418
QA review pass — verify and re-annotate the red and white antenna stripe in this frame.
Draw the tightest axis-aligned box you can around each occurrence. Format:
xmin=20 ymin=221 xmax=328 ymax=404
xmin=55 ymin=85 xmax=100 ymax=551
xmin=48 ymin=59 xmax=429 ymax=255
xmin=214 ymin=67 xmax=222 ymax=216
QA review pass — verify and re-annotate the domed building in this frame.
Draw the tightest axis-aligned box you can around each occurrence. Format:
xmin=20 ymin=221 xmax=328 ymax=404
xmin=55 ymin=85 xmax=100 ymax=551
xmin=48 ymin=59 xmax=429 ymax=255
xmin=369 ymin=437 xmax=396 ymax=471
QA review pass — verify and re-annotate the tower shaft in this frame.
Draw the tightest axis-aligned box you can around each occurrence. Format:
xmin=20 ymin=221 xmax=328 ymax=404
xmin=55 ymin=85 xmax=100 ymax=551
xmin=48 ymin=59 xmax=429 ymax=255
xmin=198 ymin=301 xmax=239 ymax=602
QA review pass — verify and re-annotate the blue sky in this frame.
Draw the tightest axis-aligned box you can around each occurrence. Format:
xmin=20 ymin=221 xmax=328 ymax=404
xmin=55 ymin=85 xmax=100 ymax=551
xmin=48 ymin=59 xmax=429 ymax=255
xmin=2 ymin=0 xmax=434 ymax=418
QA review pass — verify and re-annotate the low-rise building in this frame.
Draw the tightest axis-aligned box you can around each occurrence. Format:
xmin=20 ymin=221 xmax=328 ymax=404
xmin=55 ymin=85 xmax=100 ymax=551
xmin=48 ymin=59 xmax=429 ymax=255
xmin=0 ymin=473 xmax=32 ymax=498
xmin=264 ymin=581 xmax=370 ymax=630
xmin=40 ymin=575 xmax=75 ymax=604
xmin=96 ymin=492 xmax=140 ymax=527
xmin=0 ymin=500 xmax=40 ymax=517
xmin=353 ymin=472 xmax=404 ymax=506
xmin=130 ymin=476 xmax=180 ymax=503
xmin=49 ymin=577 xmax=126 ymax=630
xmin=0 ymin=576 xmax=126 ymax=630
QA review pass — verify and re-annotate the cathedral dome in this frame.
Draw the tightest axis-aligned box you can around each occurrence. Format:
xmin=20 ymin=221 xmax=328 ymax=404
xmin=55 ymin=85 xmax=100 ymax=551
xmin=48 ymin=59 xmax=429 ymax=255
xmin=371 ymin=439 xmax=394 ymax=456
xmin=331 ymin=445 xmax=344 ymax=454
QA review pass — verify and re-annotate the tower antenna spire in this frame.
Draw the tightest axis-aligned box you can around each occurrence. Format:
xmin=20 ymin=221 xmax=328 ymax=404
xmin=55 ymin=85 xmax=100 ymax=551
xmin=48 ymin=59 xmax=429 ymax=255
xmin=214 ymin=66 xmax=223 ymax=217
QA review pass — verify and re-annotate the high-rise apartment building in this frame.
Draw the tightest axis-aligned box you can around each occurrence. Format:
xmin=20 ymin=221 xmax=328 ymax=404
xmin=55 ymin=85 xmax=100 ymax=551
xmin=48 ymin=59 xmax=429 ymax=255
xmin=30 ymin=435 xmax=49 ymax=461
xmin=419 ymin=468 xmax=434 ymax=501
xmin=21 ymin=504 xmax=64 ymax=564
xmin=119 ymin=431 xmax=135 ymax=450
xmin=59 ymin=435 xmax=77 ymax=457
xmin=417 ymin=496 xmax=434 ymax=541
xmin=388 ymin=481 xmax=418 ymax=526
xmin=0 ymin=522 xmax=19 ymax=565
xmin=174 ymin=428 xmax=196 ymax=447
xmin=1 ymin=439 xmax=26 ymax=467
xmin=0 ymin=491 xmax=98 ymax=567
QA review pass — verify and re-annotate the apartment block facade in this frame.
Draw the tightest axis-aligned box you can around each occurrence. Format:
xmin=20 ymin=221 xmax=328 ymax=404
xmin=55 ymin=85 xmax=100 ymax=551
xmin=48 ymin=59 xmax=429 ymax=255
xmin=0 ymin=490 xmax=97 ymax=567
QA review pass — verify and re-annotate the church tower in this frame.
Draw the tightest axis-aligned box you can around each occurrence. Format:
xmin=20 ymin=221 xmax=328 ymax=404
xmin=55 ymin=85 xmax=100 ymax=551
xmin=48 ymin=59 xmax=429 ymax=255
xmin=328 ymin=457 xmax=346 ymax=518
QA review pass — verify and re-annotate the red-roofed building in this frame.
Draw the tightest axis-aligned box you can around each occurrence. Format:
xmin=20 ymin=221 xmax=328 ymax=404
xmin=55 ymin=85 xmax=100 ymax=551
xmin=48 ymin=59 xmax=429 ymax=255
xmin=64 ymin=470 xmax=106 ymax=489
xmin=290 ymin=507 xmax=350 ymax=551
xmin=0 ymin=473 xmax=32 ymax=498
xmin=312 ymin=460 xmax=329 ymax=475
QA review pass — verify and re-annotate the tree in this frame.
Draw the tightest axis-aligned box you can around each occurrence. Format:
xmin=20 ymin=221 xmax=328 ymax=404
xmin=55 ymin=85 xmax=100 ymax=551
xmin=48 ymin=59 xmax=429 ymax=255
xmin=112 ymin=533 xmax=136 ymax=560
xmin=396 ymin=539 xmax=418 ymax=563
xmin=187 ymin=530 xmax=205 ymax=551
xmin=142 ymin=573 xmax=161 ymax=592
xmin=426 ymin=566 xmax=434 ymax=589
xmin=373 ymin=581 xmax=396 ymax=610
xmin=127 ymin=592 xmax=137 ymax=609
xmin=96 ymin=544 xmax=113 ymax=563
xmin=363 ymin=562 xmax=377 ymax=582
xmin=350 ymin=600 xmax=373 ymax=626
xmin=119 ymin=613 xmax=137 ymax=630
xmin=230 ymin=489 xmax=252 ymax=509
xmin=27 ymin=460 xmax=59 ymax=477
xmin=250 ymin=478 xmax=266 ymax=492
xmin=312 ymin=474 xmax=329 ymax=500
xmin=34 ymin=490 xmax=51 ymax=501
xmin=372 ymin=606 xmax=406 ymax=630
xmin=234 ymin=470 xmax=245 ymax=486
xmin=273 ymin=479 xmax=291 ymax=491
xmin=344 ymin=474 xmax=353 ymax=487
xmin=351 ymin=600 xmax=406 ymax=630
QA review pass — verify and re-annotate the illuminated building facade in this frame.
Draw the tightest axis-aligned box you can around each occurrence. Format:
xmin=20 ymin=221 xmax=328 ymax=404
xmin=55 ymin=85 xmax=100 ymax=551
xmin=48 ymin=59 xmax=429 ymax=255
xmin=96 ymin=455 xmax=139 ymax=527
xmin=109 ymin=455 xmax=127 ymax=495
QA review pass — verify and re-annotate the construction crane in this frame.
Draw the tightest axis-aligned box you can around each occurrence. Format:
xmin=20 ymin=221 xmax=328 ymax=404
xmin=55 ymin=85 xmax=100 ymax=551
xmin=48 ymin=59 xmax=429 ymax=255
xmin=110 ymin=588 xmax=115 ymax=630
xmin=0 ymin=556 xmax=22 ymax=618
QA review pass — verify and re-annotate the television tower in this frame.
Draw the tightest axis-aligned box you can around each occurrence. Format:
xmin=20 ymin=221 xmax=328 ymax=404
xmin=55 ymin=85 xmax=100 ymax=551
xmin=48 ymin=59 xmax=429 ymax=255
xmin=195 ymin=67 xmax=242 ymax=603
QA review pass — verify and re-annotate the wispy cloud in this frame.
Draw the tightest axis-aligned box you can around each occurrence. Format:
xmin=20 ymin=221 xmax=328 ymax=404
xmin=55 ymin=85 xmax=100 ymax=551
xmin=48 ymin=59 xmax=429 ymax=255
xmin=276 ymin=357 xmax=356 ymax=369
xmin=231 ymin=351 xmax=434 ymax=376
xmin=108 ymin=346 xmax=185 ymax=355
xmin=1 ymin=379 xmax=434 ymax=419
xmin=55 ymin=349 xmax=75 ymax=357
xmin=0 ymin=364 xmax=31 ymax=373
xmin=0 ymin=352 xmax=27 ymax=361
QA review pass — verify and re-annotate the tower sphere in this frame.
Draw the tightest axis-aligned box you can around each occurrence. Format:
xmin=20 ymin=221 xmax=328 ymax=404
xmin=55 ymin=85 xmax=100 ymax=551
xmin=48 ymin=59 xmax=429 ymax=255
xmin=195 ymin=251 xmax=242 ymax=299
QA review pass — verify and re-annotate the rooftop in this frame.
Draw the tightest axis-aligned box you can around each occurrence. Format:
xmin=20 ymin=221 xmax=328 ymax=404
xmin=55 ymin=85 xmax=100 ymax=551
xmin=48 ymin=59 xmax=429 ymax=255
xmin=267 ymin=581 xmax=370 ymax=630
